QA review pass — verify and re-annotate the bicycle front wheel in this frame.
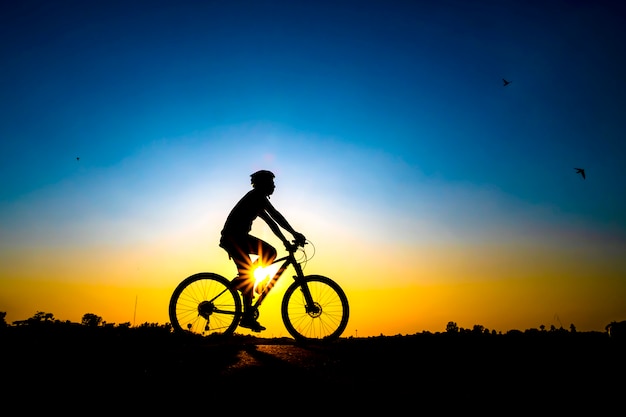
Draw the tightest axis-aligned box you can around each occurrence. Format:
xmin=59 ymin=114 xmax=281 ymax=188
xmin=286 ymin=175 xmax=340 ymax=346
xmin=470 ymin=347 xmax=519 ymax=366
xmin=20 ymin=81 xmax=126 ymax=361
xmin=281 ymin=275 xmax=349 ymax=342
xmin=169 ymin=272 xmax=242 ymax=336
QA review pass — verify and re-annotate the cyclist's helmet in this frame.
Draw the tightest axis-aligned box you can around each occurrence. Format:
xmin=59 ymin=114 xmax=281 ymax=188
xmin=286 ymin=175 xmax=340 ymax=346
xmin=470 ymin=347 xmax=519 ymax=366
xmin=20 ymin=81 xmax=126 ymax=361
xmin=250 ymin=170 xmax=275 ymax=188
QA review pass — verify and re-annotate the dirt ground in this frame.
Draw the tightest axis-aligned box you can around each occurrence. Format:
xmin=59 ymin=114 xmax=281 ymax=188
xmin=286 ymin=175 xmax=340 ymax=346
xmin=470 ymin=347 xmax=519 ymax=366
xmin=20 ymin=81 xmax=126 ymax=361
xmin=2 ymin=329 xmax=623 ymax=413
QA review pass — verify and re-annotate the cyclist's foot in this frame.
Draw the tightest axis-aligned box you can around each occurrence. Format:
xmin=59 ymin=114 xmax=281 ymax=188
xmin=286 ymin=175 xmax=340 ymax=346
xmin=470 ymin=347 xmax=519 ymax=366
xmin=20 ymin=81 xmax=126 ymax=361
xmin=239 ymin=316 xmax=266 ymax=332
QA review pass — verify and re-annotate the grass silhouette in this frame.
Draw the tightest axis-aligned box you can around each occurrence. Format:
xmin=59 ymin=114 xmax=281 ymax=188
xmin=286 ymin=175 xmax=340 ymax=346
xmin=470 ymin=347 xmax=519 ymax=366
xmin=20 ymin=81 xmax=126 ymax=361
xmin=1 ymin=311 xmax=624 ymax=413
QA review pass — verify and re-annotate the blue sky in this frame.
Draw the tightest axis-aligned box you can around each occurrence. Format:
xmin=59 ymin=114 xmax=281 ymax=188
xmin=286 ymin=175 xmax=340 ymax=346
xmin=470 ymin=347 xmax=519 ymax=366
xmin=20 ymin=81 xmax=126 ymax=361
xmin=2 ymin=1 xmax=625 ymax=218
xmin=1 ymin=0 xmax=625 ymax=334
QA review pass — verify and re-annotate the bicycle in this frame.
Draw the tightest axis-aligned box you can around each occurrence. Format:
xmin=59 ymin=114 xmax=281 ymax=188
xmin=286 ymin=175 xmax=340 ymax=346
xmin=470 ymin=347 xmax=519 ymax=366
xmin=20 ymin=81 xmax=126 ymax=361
xmin=168 ymin=240 xmax=349 ymax=342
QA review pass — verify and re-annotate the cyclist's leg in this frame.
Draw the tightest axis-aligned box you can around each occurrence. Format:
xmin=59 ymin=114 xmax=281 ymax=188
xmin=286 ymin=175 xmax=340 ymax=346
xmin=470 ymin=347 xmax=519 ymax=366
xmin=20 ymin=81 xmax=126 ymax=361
xmin=227 ymin=252 xmax=257 ymax=322
xmin=223 ymin=235 xmax=277 ymax=270
xmin=220 ymin=237 xmax=254 ymax=294
xmin=249 ymin=236 xmax=277 ymax=267
xmin=247 ymin=236 xmax=277 ymax=294
xmin=239 ymin=237 xmax=275 ymax=331
xmin=220 ymin=235 xmax=262 ymax=325
xmin=220 ymin=235 xmax=273 ymax=332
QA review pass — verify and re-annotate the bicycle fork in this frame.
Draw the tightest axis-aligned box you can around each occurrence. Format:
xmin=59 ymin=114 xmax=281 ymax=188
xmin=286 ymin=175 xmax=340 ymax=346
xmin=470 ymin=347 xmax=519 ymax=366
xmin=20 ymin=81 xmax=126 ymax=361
xmin=291 ymin=259 xmax=319 ymax=315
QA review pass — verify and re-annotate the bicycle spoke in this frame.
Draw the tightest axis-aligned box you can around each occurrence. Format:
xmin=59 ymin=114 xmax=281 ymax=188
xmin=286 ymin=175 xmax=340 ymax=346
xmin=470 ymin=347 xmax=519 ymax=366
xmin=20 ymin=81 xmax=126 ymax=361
xmin=282 ymin=275 xmax=349 ymax=341
xmin=169 ymin=273 xmax=242 ymax=337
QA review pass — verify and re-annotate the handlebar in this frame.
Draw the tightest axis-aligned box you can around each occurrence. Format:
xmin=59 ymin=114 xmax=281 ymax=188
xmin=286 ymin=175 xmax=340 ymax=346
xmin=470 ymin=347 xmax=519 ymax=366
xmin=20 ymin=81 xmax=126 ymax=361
xmin=287 ymin=238 xmax=307 ymax=252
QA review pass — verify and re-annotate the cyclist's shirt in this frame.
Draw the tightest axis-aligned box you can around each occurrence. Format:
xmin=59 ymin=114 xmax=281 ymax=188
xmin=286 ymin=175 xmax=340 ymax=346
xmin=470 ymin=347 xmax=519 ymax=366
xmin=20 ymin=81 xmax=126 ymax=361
xmin=221 ymin=189 xmax=271 ymax=237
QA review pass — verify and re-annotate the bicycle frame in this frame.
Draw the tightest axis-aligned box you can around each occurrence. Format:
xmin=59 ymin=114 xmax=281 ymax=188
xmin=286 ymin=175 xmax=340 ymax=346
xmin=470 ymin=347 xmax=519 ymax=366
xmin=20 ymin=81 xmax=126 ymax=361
xmin=168 ymin=239 xmax=349 ymax=340
xmin=251 ymin=247 xmax=314 ymax=312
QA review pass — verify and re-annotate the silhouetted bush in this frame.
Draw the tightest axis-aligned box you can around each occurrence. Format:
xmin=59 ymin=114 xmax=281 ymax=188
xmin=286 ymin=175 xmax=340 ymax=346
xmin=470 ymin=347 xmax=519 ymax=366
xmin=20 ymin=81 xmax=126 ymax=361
xmin=606 ymin=320 xmax=626 ymax=341
xmin=81 ymin=313 xmax=103 ymax=327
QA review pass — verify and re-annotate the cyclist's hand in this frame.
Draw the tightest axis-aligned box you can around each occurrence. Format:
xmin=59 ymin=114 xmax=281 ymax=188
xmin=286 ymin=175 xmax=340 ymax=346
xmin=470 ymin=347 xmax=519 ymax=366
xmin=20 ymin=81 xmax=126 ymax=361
xmin=293 ymin=232 xmax=306 ymax=247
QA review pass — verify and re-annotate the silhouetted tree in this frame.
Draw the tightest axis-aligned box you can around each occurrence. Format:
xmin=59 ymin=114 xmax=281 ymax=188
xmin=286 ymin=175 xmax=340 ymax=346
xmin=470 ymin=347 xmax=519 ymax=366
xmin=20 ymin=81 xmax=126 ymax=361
xmin=606 ymin=321 xmax=626 ymax=340
xmin=445 ymin=321 xmax=459 ymax=333
xmin=11 ymin=311 xmax=60 ymax=327
xmin=35 ymin=311 xmax=54 ymax=322
xmin=81 ymin=313 xmax=103 ymax=327
xmin=569 ymin=323 xmax=576 ymax=333
xmin=26 ymin=311 xmax=54 ymax=324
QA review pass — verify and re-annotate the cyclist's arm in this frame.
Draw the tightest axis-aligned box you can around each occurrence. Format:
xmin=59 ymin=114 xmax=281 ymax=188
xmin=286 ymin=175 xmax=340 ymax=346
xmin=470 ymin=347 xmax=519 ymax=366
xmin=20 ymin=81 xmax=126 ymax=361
xmin=258 ymin=210 xmax=290 ymax=246
xmin=264 ymin=201 xmax=300 ymax=237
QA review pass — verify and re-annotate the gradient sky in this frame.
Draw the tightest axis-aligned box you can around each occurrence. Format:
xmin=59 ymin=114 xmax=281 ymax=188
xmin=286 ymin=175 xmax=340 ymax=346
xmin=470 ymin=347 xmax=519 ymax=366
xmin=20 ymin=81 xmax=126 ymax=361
xmin=1 ymin=0 xmax=625 ymax=337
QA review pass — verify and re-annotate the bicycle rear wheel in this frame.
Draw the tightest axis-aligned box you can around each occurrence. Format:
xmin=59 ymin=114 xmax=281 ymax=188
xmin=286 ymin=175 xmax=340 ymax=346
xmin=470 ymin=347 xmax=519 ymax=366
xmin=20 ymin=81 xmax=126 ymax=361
xmin=169 ymin=272 xmax=242 ymax=336
xmin=281 ymin=275 xmax=349 ymax=342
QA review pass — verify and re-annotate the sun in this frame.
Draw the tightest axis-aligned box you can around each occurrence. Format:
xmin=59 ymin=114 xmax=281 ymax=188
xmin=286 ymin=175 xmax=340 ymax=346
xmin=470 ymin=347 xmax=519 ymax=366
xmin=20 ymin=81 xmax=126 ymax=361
xmin=252 ymin=264 xmax=270 ymax=293
xmin=251 ymin=262 xmax=280 ymax=294
xmin=253 ymin=264 xmax=269 ymax=281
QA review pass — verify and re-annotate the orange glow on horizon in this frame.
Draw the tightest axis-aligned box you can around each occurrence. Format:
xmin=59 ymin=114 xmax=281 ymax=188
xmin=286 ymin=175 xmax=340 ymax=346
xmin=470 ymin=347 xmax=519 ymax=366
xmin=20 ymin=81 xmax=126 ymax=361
xmin=2 ymin=192 xmax=625 ymax=337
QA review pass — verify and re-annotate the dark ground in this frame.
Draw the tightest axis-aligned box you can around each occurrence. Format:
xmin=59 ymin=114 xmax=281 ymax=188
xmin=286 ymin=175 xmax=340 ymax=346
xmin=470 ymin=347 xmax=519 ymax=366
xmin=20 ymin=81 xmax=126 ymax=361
xmin=1 ymin=326 xmax=623 ymax=413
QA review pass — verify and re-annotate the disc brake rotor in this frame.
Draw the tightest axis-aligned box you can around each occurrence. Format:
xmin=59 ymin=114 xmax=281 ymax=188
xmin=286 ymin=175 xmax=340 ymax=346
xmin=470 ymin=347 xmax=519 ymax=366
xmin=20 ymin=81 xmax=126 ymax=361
xmin=307 ymin=302 xmax=322 ymax=318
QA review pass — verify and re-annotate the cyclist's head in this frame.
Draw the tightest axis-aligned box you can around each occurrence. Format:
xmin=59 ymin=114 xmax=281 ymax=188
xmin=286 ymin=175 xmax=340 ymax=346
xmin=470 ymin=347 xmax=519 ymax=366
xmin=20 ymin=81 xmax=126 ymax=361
xmin=250 ymin=170 xmax=275 ymax=194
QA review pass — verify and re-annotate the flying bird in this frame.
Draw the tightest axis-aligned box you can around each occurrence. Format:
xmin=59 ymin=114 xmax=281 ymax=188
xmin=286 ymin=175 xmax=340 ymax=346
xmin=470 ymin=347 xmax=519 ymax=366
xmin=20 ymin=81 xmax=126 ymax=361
xmin=574 ymin=167 xmax=585 ymax=179
xmin=76 ymin=157 xmax=80 ymax=162
xmin=502 ymin=78 xmax=512 ymax=87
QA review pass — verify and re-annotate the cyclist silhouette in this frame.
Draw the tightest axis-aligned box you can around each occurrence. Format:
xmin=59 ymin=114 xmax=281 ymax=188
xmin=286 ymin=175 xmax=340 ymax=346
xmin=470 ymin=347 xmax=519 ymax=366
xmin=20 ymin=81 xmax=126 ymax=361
xmin=219 ymin=170 xmax=306 ymax=332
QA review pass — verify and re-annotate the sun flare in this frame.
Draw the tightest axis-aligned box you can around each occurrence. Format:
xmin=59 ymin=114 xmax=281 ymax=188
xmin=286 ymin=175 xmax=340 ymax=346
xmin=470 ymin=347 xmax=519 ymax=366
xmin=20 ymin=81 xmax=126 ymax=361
xmin=252 ymin=265 xmax=268 ymax=281
xmin=251 ymin=262 xmax=282 ymax=294
xmin=252 ymin=265 xmax=269 ymax=293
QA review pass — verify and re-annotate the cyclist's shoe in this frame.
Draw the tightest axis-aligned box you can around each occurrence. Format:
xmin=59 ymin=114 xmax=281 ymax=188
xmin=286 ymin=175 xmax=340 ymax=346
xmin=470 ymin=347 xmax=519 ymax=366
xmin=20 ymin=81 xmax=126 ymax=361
xmin=239 ymin=316 xmax=266 ymax=332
